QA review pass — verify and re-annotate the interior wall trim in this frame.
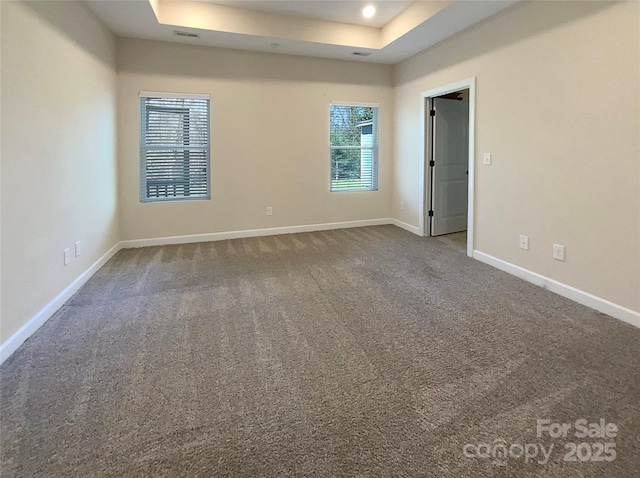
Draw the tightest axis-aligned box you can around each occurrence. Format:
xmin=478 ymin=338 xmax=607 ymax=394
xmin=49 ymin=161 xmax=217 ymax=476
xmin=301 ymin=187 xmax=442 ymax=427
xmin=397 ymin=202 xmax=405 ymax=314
xmin=474 ymin=250 xmax=640 ymax=330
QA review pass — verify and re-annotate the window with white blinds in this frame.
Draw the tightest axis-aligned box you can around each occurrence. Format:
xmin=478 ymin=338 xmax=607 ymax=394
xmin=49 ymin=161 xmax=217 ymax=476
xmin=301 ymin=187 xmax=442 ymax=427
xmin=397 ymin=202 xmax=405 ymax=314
xmin=140 ymin=92 xmax=210 ymax=202
xmin=330 ymin=103 xmax=379 ymax=192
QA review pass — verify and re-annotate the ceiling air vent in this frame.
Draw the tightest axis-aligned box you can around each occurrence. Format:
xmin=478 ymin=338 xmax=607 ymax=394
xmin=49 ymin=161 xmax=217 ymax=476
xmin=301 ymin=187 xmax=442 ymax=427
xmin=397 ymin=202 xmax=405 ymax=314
xmin=174 ymin=31 xmax=199 ymax=39
xmin=352 ymin=51 xmax=372 ymax=57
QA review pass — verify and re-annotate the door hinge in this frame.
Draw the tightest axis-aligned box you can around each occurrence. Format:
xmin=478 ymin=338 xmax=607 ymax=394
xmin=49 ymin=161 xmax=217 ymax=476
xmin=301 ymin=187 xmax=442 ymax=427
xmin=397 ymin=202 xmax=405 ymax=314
xmin=428 ymin=210 xmax=434 ymax=217
xmin=429 ymin=160 xmax=435 ymax=167
xmin=430 ymin=109 xmax=436 ymax=117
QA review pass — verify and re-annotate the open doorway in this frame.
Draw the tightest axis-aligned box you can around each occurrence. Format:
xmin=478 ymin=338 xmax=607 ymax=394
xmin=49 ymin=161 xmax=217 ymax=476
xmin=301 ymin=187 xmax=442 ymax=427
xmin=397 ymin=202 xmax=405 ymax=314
xmin=419 ymin=78 xmax=475 ymax=257
xmin=429 ymin=89 xmax=469 ymax=238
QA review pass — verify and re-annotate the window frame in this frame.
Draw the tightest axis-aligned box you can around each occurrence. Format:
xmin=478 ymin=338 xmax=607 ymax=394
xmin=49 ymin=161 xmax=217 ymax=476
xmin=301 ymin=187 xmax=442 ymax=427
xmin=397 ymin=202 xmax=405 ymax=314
xmin=139 ymin=91 xmax=211 ymax=203
xmin=329 ymin=101 xmax=380 ymax=193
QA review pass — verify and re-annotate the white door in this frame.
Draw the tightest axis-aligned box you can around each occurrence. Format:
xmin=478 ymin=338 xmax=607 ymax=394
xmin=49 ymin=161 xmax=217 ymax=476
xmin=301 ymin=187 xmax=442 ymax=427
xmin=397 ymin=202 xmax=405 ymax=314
xmin=430 ymin=97 xmax=469 ymax=236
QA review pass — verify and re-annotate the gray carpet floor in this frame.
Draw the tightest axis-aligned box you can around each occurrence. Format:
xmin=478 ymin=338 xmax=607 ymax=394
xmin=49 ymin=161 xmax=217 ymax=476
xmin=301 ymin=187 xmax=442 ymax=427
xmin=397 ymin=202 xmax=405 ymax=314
xmin=1 ymin=225 xmax=639 ymax=477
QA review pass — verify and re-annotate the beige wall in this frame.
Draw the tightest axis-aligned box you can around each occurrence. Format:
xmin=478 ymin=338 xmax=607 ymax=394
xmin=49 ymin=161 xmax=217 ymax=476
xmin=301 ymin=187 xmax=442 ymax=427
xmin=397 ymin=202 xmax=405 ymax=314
xmin=393 ymin=1 xmax=640 ymax=312
xmin=0 ymin=1 xmax=119 ymax=341
xmin=117 ymin=39 xmax=393 ymax=240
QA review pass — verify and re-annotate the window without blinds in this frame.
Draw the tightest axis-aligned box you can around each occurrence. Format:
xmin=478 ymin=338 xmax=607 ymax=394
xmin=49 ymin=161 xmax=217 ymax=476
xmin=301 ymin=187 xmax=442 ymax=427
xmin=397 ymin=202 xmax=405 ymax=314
xmin=330 ymin=104 xmax=379 ymax=192
xmin=140 ymin=95 xmax=210 ymax=202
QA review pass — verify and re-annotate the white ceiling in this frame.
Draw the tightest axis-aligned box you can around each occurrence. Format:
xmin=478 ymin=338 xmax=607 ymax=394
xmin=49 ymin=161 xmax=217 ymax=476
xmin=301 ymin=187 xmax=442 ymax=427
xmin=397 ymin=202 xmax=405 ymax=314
xmin=85 ymin=0 xmax=519 ymax=64
xmin=206 ymin=1 xmax=414 ymax=28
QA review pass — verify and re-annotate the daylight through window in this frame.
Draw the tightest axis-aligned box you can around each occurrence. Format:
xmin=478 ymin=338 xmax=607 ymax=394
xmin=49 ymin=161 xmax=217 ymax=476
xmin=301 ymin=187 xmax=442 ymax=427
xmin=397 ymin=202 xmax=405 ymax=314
xmin=330 ymin=103 xmax=379 ymax=192
xmin=140 ymin=92 xmax=210 ymax=202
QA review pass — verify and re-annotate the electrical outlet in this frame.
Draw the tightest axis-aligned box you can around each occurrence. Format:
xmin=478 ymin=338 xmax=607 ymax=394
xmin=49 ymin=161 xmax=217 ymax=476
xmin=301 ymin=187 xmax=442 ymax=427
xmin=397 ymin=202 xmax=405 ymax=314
xmin=75 ymin=241 xmax=81 ymax=257
xmin=483 ymin=153 xmax=492 ymax=165
xmin=519 ymin=235 xmax=529 ymax=250
xmin=400 ymin=201 xmax=405 ymax=211
xmin=553 ymin=244 xmax=565 ymax=261
xmin=64 ymin=248 xmax=71 ymax=266
xmin=266 ymin=206 xmax=273 ymax=216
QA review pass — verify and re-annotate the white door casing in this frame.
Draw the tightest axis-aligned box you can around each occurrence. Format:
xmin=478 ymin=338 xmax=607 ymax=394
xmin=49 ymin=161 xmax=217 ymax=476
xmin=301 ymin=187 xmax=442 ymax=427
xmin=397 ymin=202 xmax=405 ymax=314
xmin=418 ymin=77 xmax=475 ymax=257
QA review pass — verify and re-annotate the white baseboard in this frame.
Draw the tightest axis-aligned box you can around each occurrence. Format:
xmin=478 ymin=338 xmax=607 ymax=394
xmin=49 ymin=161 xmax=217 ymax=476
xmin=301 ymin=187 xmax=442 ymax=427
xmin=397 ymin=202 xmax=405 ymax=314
xmin=1 ymin=218 xmax=395 ymax=363
xmin=120 ymin=218 xmax=393 ymax=248
xmin=390 ymin=218 xmax=422 ymax=235
xmin=473 ymin=251 xmax=640 ymax=329
xmin=7 ymin=225 xmax=634 ymax=366
xmin=0 ymin=242 xmax=122 ymax=364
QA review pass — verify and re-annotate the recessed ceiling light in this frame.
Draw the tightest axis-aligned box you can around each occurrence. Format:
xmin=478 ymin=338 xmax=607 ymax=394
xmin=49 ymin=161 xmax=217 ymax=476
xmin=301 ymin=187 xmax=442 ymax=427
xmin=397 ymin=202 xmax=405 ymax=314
xmin=362 ymin=5 xmax=376 ymax=18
